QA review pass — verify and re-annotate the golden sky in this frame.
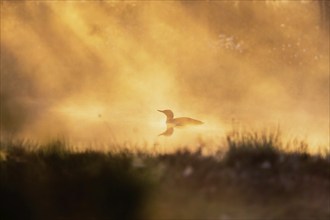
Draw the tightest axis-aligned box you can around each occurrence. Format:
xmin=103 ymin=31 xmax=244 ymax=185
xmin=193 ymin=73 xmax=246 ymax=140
xmin=1 ymin=1 xmax=329 ymax=151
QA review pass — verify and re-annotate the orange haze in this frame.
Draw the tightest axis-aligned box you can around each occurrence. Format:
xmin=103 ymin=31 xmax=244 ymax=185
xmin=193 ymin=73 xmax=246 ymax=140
xmin=1 ymin=1 xmax=329 ymax=152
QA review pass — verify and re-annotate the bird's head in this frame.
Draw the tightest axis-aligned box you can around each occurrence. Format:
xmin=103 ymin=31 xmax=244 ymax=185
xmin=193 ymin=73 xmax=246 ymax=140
xmin=157 ymin=109 xmax=174 ymax=119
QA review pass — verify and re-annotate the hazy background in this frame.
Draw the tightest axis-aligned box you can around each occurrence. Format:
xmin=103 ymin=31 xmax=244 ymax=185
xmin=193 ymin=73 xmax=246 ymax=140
xmin=1 ymin=1 xmax=329 ymax=151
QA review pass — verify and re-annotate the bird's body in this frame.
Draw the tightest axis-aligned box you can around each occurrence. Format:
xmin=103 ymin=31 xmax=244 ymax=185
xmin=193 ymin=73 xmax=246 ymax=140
xmin=167 ymin=117 xmax=203 ymax=127
xmin=158 ymin=110 xmax=203 ymax=136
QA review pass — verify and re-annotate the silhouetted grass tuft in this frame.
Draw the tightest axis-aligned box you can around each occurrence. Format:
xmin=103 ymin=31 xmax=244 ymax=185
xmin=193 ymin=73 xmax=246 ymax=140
xmin=225 ymin=131 xmax=280 ymax=169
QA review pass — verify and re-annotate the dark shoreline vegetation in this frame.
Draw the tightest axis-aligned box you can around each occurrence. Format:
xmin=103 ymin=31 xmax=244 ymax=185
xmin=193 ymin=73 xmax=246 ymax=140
xmin=1 ymin=131 xmax=329 ymax=220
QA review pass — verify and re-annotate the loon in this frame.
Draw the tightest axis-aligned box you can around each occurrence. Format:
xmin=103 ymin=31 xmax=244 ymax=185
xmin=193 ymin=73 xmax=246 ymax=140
xmin=158 ymin=109 xmax=203 ymax=136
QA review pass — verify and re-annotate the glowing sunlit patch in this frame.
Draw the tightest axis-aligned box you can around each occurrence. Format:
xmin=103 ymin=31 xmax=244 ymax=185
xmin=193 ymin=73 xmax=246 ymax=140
xmin=56 ymin=104 xmax=105 ymax=122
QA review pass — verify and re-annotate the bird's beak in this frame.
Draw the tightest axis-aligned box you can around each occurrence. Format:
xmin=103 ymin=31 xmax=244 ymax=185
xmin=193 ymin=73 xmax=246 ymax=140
xmin=157 ymin=110 xmax=163 ymax=113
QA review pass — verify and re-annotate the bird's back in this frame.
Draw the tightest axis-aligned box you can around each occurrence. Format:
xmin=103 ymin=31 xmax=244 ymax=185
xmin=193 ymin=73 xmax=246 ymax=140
xmin=171 ymin=117 xmax=203 ymax=127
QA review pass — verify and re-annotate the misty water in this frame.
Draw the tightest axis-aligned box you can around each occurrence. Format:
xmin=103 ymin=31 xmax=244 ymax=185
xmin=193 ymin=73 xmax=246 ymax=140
xmin=1 ymin=1 xmax=329 ymax=152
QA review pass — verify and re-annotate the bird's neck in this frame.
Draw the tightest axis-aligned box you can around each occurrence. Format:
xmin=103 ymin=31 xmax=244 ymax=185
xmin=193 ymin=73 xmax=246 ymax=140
xmin=166 ymin=117 xmax=174 ymax=123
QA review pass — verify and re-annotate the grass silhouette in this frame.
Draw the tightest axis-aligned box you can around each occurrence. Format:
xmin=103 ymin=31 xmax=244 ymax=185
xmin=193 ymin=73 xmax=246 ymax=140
xmin=0 ymin=130 xmax=329 ymax=220
xmin=0 ymin=141 xmax=151 ymax=220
